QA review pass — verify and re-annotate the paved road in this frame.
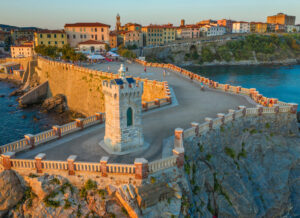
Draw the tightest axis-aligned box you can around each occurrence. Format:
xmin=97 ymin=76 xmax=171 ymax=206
xmin=18 ymin=63 xmax=255 ymax=163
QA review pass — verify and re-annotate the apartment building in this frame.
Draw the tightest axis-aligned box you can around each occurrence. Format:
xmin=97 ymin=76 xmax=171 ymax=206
xmin=141 ymin=24 xmax=176 ymax=46
xmin=34 ymin=30 xmax=67 ymax=47
xmin=232 ymin=22 xmax=250 ymax=33
xmin=267 ymin=13 xmax=296 ymax=25
xmin=64 ymin=22 xmax=110 ymax=47
xmin=10 ymin=44 xmax=34 ymax=58
xmin=250 ymin=22 xmax=268 ymax=33
xmin=201 ymin=25 xmax=226 ymax=36
xmin=217 ymin=19 xmax=235 ymax=33
xmin=181 ymin=25 xmax=201 ymax=39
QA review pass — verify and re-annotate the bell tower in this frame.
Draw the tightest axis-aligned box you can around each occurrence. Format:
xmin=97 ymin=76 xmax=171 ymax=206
xmin=101 ymin=64 xmax=144 ymax=153
xmin=116 ymin=13 xmax=121 ymax=32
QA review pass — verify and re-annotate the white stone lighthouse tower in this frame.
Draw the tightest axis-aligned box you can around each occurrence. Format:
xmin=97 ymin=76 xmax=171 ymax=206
xmin=101 ymin=64 xmax=144 ymax=153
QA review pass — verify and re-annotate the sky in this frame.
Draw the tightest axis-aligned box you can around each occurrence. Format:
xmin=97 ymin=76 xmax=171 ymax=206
xmin=1 ymin=0 xmax=299 ymax=29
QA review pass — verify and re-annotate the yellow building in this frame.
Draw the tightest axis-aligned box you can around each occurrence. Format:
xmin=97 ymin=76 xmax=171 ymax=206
xmin=34 ymin=30 xmax=67 ymax=47
xmin=250 ymin=22 xmax=268 ymax=33
xmin=120 ymin=23 xmax=142 ymax=32
xmin=142 ymin=24 xmax=176 ymax=46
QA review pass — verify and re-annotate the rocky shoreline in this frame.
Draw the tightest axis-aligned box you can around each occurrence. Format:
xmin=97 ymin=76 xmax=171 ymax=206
xmin=178 ymin=58 xmax=300 ymax=68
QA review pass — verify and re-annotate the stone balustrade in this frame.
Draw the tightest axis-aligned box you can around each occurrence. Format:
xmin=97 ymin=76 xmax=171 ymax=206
xmin=148 ymin=156 xmax=178 ymax=173
xmin=135 ymin=59 xmax=297 ymax=109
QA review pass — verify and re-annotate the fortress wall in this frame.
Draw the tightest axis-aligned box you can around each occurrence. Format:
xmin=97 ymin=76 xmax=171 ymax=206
xmin=35 ymin=57 xmax=168 ymax=116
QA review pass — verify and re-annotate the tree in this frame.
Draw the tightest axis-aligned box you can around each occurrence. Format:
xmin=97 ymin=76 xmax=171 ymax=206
xmin=4 ymin=36 xmax=12 ymax=51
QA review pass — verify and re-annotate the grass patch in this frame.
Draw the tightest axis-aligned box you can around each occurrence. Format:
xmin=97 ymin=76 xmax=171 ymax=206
xmin=265 ymin=123 xmax=270 ymax=129
xmin=50 ymin=177 xmax=60 ymax=185
xmin=250 ymin=129 xmax=257 ymax=134
xmin=43 ymin=191 xmax=60 ymax=208
xmin=28 ymin=173 xmax=38 ymax=178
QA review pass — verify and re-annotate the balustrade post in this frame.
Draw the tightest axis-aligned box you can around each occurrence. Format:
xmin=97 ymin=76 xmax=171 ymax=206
xmin=134 ymin=158 xmax=148 ymax=180
xmin=35 ymin=153 xmax=46 ymax=173
xmin=217 ymin=113 xmax=225 ymax=124
xmin=95 ymin=112 xmax=104 ymax=122
xmin=25 ymin=134 xmax=35 ymax=149
xmin=256 ymin=105 xmax=263 ymax=116
xmin=76 ymin=118 xmax=84 ymax=129
xmin=52 ymin=125 xmax=61 ymax=138
xmin=191 ymin=122 xmax=199 ymax=136
xmin=289 ymin=103 xmax=298 ymax=114
xmin=274 ymin=104 xmax=279 ymax=114
xmin=224 ymin=84 xmax=229 ymax=91
xmin=100 ymin=156 xmax=109 ymax=177
xmin=238 ymin=106 xmax=246 ymax=117
xmin=228 ymin=109 xmax=236 ymax=120
xmin=67 ymin=155 xmax=77 ymax=175
xmin=155 ymin=98 xmax=160 ymax=107
xmin=142 ymin=102 xmax=148 ymax=111
xmin=172 ymin=147 xmax=185 ymax=168
xmin=174 ymin=128 xmax=184 ymax=148
xmin=205 ymin=118 xmax=213 ymax=130
xmin=1 ymin=152 xmax=15 ymax=170
xmin=236 ymin=86 xmax=241 ymax=93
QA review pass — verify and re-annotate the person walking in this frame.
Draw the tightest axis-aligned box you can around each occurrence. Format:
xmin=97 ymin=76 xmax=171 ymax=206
xmin=163 ymin=70 xmax=166 ymax=80
xmin=144 ymin=67 xmax=147 ymax=73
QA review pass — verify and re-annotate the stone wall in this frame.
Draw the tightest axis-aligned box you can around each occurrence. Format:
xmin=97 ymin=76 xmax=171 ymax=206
xmin=35 ymin=57 xmax=168 ymax=116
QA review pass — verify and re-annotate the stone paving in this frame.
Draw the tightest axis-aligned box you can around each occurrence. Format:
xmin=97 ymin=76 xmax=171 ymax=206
xmin=18 ymin=62 xmax=256 ymax=163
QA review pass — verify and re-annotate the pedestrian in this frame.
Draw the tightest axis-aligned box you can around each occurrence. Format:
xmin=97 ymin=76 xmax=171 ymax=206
xmin=163 ymin=70 xmax=166 ymax=79
xmin=126 ymin=66 xmax=128 ymax=72
xmin=144 ymin=67 xmax=147 ymax=73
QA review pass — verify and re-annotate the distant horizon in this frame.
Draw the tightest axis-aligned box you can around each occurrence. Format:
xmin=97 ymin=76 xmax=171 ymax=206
xmin=1 ymin=0 xmax=299 ymax=30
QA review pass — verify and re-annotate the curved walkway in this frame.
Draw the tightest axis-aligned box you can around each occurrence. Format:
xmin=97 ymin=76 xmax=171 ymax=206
xmin=18 ymin=63 xmax=255 ymax=163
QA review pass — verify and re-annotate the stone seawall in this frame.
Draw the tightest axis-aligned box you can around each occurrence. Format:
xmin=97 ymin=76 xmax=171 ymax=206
xmin=35 ymin=57 xmax=168 ymax=116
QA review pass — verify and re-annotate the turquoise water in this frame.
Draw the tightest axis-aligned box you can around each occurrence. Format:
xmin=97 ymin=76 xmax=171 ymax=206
xmin=185 ymin=64 xmax=300 ymax=109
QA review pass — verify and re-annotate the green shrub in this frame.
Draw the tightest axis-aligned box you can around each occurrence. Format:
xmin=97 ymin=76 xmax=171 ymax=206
xmin=64 ymin=199 xmax=71 ymax=209
xmin=43 ymin=191 xmax=60 ymax=208
xmin=250 ymin=129 xmax=257 ymax=134
xmin=121 ymin=207 xmax=128 ymax=215
xmin=60 ymin=182 xmax=74 ymax=194
xmin=150 ymin=176 xmax=156 ymax=184
xmin=85 ymin=179 xmax=97 ymax=190
xmin=50 ymin=178 xmax=60 ymax=185
xmin=265 ymin=123 xmax=270 ymax=129
xmin=28 ymin=173 xmax=38 ymax=178
xmin=224 ymin=147 xmax=235 ymax=159
xmin=97 ymin=189 xmax=107 ymax=197
xmin=205 ymin=154 xmax=212 ymax=161
xmin=184 ymin=163 xmax=190 ymax=174
xmin=80 ymin=188 xmax=87 ymax=198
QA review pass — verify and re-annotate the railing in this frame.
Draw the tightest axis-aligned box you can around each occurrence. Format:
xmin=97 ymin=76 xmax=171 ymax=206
xmin=148 ymin=156 xmax=177 ymax=173
xmin=74 ymin=162 xmax=101 ymax=172
xmin=107 ymin=163 xmax=136 ymax=174
xmin=82 ymin=115 xmax=98 ymax=127
xmin=224 ymin=114 xmax=234 ymax=123
xmin=61 ymin=122 xmax=77 ymax=136
xmin=34 ymin=129 xmax=57 ymax=145
xmin=184 ymin=127 xmax=196 ymax=138
xmin=246 ymin=108 xmax=258 ymax=115
xmin=42 ymin=160 xmax=68 ymax=170
xmin=11 ymin=159 xmax=36 ymax=169
xmin=213 ymin=118 xmax=223 ymax=128
xmin=279 ymin=106 xmax=291 ymax=113
xmin=263 ymin=107 xmax=276 ymax=114
xmin=198 ymin=122 xmax=210 ymax=133
xmin=0 ymin=138 xmax=29 ymax=153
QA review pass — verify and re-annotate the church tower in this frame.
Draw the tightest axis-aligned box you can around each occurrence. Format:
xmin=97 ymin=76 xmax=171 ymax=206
xmin=116 ymin=13 xmax=121 ymax=32
xmin=102 ymin=64 xmax=144 ymax=153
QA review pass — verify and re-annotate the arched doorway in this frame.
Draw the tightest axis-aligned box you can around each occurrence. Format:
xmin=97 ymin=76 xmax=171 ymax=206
xmin=127 ymin=107 xmax=133 ymax=126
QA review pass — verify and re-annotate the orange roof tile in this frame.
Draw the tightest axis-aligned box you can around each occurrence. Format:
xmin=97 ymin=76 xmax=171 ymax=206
xmin=64 ymin=22 xmax=110 ymax=28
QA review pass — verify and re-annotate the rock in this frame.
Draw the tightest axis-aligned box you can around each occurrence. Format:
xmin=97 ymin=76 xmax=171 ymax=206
xmin=41 ymin=94 xmax=68 ymax=114
xmin=297 ymin=111 xmax=300 ymax=123
xmin=9 ymin=89 xmax=25 ymax=97
xmin=0 ymin=170 xmax=24 ymax=211
xmin=0 ymin=94 xmax=5 ymax=98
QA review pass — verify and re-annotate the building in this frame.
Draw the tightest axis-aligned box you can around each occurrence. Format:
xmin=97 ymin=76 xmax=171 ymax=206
xmin=11 ymin=29 xmax=35 ymax=44
xmin=109 ymin=31 xmax=118 ymax=48
xmin=217 ymin=19 xmax=235 ymax=33
xmin=232 ymin=22 xmax=250 ymax=33
xmin=141 ymin=24 xmax=176 ymax=46
xmin=116 ymin=14 xmax=121 ymax=31
xmin=0 ymin=30 xmax=9 ymax=46
xmin=10 ymin=44 xmax=34 ymax=58
xmin=250 ymin=22 xmax=268 ymax=33
xmin=201 ymin=25 xmax=226 ymax=37
xmin=286 ymin=25 xmax=300 ymax=33
xmin=34 ymin=30 xmax=67 ymax=48
xmin=181 ymin=25 xmax=201 ymax=39
xmin=267 ymin=13 xmax=296 ymax=25
xmin=78 ymin=40 xmax=106 ymax=53
xmin=64 ymin=22 xmax=110 ymax=47
xmin=121 ymin=30 xmax=143 ymax=48
xmin=120 ymin=23 xmax=142 ymax=32
xmin=101 ymin=65 xmax=144 ymax=153
xmin=267 ymin=23 xmax=285 ymax=32
xmin=197 ymin=19 xmax=217 ymax=25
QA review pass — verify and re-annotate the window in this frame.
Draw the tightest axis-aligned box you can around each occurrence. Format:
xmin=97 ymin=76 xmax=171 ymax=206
xmin=61 ymin=34 xmax=64 ymax=38
xmin=80 ymin=35 xmax=82 ymax=39
xmin=55 ymin=41 xmax=57 ymax=44
xmin=102 ymin=35 xmax=104 ymax=40
xmin=62 ymin=41 xmax=64 ymax=44
xmin=84 ymin=35 xmax=86 ymax=39
xmin=127 ymin=107 xmax=133 ymax=126
xmin=95 ymin=35 xmax=97 ymax=40
xmin=95 ymin=28 xmax=97 ymax=32
xmin=101 ymin=28 xmax=103 ymax=32
xmin=73 ymin=35 xmax=76 ymax=39
xmin=48 ymin=41 xmax=50 ymax=45
xmin=47 ymin=34 xmax=51 ymax=38
xmin=91 ymin=28 xmax=93 ymax=32
xmin=40 ymin=34 xmax=43 ymax=38
xmin=41 ymin=41 xmax=43 ymax=44
xmin=67 ymin=34 xmax=70 ymax=39
xmin=54 ymin=34 xmax=57 ymax=38
xmin=91 ymin=35 xmax=94 ymax=39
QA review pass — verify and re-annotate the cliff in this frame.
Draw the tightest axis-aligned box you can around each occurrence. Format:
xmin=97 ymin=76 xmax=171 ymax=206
xmin=183 ymin=113 xmax=300 ymax=217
